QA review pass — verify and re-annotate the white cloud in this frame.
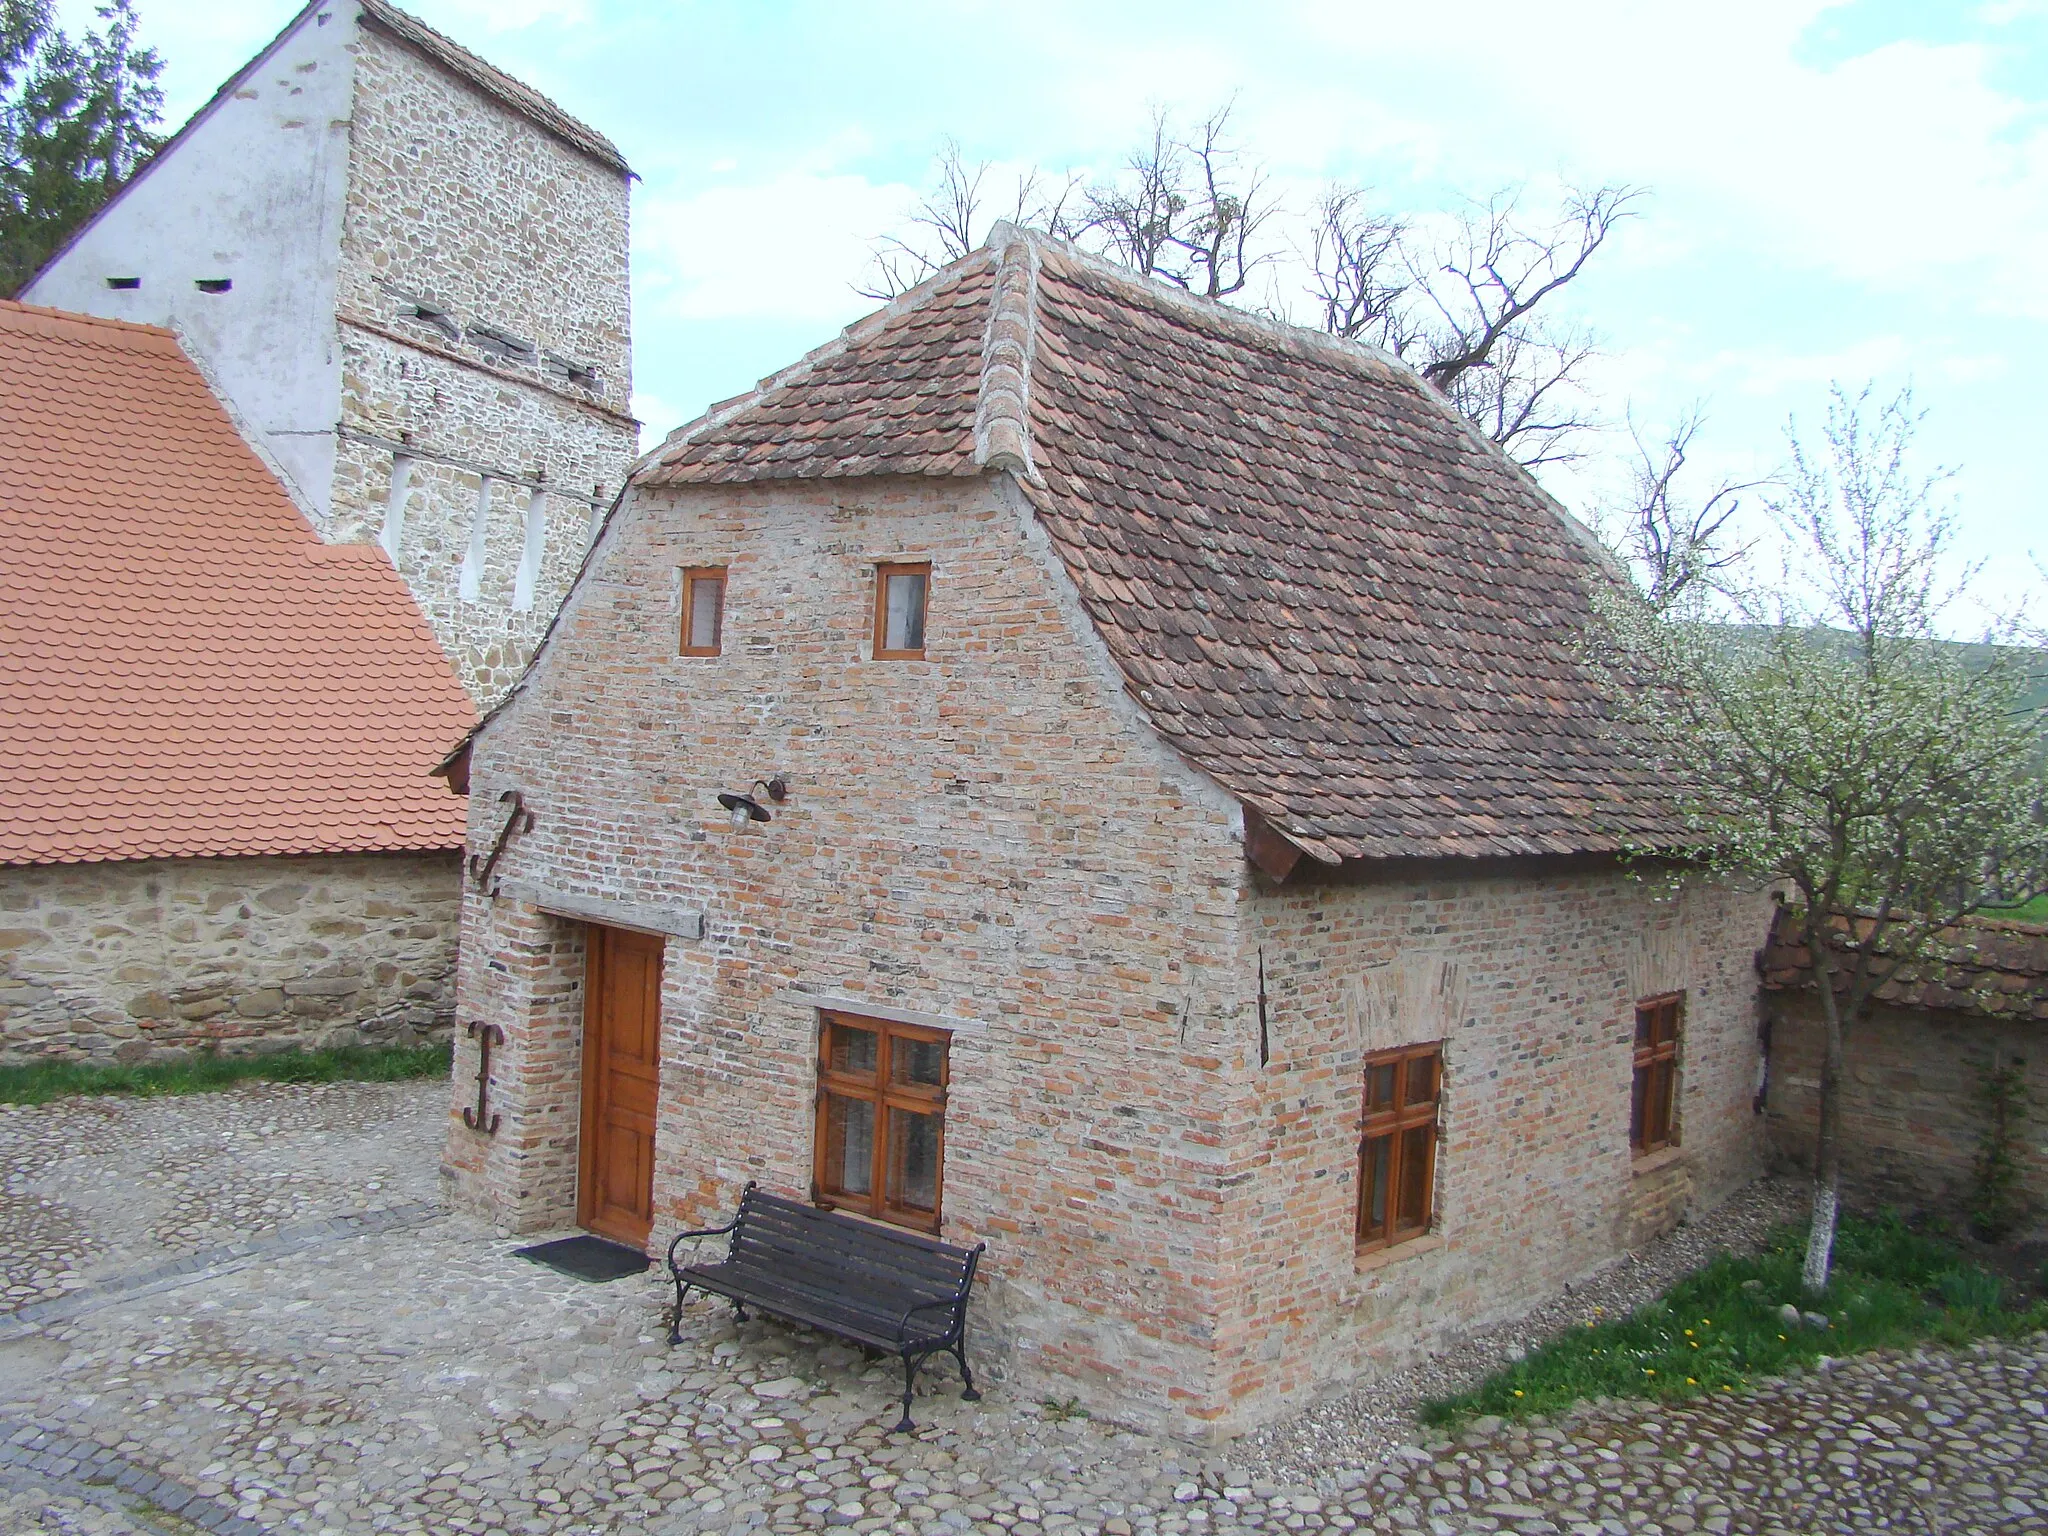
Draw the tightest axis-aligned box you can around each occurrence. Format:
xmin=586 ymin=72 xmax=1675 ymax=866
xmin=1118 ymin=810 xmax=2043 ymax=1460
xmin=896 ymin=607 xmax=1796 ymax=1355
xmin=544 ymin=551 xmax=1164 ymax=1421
xmin=633 ymin=172 xmax=915 ymax=326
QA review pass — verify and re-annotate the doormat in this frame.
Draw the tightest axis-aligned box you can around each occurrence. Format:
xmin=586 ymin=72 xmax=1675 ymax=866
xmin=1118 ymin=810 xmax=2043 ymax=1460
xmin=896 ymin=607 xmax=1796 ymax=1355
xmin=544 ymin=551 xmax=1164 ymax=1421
xmin=515 ymin=1235 xmax=651 ymax=1283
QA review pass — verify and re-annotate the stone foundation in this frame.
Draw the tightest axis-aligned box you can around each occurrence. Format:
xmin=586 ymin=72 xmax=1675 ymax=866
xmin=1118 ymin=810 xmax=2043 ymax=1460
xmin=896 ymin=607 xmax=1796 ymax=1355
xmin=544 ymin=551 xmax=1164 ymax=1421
xmin=0 ymin=852 xmax=461 ymax=1061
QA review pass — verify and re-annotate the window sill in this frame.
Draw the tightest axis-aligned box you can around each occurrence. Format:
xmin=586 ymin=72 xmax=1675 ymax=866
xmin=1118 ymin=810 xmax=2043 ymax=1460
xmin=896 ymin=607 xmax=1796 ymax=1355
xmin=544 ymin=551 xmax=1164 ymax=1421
xmin=1632 ymin=1145 xmax=1687 ymax=1177
xmin=1354 ymin=1232 xmax=1444 ymax=1274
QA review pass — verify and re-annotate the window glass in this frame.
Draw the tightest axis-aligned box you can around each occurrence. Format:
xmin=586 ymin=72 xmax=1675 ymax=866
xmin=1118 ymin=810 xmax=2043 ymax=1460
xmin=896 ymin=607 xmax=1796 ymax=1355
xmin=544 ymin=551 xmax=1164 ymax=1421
xmin=1357 ymin=1041 xmax=1443 ymax=1251
xmin=815 ymin=1012 xmax=949 ymax=1231
xmin=822 ymin=1095 xmax=875 ymax=1197
xmin=1631 ymin=993 xmax=1684 ymax=1155
xmin=681 ymin=567 xmax=725 ymax=655
xmin=885 ymin=571 xmax=927 ymax=652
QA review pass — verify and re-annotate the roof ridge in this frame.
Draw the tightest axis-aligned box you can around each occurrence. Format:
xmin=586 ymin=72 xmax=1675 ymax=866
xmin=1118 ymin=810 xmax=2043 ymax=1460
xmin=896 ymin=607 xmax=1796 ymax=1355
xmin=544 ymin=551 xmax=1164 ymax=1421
xmin=356 ymin=0 xmax=630 ymax=175
xmin=972 ymin=225 xmax=1040 ymax=481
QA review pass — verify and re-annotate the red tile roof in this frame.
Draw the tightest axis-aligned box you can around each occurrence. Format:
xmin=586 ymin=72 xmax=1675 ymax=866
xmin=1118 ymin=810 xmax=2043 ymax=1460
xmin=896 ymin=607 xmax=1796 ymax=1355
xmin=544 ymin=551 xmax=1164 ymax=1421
xmin=0 ymin=301 xmax=476 ymax=866
xmin=644 ymin=229 xmax=1682 ymax=865
xmin=1759 ymin=905 xmax=2048 ymax=1022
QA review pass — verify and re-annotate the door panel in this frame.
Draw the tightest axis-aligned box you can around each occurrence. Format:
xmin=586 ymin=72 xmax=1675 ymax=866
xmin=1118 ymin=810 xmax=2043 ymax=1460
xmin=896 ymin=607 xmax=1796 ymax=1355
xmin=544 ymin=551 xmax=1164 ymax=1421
xmin=578 ymin=924 xmax=663 ymax=1248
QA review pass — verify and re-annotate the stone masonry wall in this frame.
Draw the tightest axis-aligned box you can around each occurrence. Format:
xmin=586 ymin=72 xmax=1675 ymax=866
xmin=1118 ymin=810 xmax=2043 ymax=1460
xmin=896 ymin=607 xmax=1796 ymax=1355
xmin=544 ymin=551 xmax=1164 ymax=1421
xmin=328 ymin=23 xmax=635 ymax=705
xmin=1765 ymin=995 xmax=2048 ymax=1239
xmin=1218 ymin=868 xmax=1775 ymax=1422
xmin=0 ymin=852 xmax=460 ymax=1061
xmin=443 ymin=473 xmax=1262 ymax=1434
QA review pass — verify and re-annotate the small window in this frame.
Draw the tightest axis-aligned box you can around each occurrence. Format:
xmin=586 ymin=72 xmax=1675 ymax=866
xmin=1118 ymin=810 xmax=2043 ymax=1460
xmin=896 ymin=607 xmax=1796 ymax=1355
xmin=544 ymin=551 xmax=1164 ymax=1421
xmin=815 ymin=1011 xmax=948 ymax=1232
xmin=680 ymin=567 xmax=725 ymax=656
xmin=195 ymin=278 xmax=232 ymax=294
xmin=1632 ymin=993 xmax=1683 ymax=1155
xmin=105 ymin=276 xmax=141 ymax=291
xmin=873 ymin=562 xmax=930 ymax=660
xmin=1357 ymin=1042 xmax=1442 ymax=1252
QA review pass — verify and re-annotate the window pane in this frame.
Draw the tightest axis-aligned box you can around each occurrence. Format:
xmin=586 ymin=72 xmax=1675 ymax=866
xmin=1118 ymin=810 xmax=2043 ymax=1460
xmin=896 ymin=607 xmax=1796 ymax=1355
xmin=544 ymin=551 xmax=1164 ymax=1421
xmin=886 ymin=1106 xmax=942 ymax=1214
xmin=1631 ymin=1063 xmax=1650 ymax=1148
xmin=1405 ymin=1052 xmax=1438 ymax=1106
xmin=1635 ymin=1005 xmax=1655 ymax=1047
xmin=885 ymin=572 xmax=927 ymax=652
xmin=1360 ymin=1133 xmax=1391 ymax=1237
xmin=1650 ymin=1061 xmax=1674 ymax=1146
xmin=823 ymin=1094 xmax=875 ymax=1197
xmin=890 ymin=1034 xmax=946 ymax=1089
xmin=828 ymin=1023 xmax=878 ymax=1078
xmin=687 ymin=577 xmax=722 ymax=650
xmin=1365 ymin=1062 xmax=1397 ymax=1113
xmin=1396 ymin=1124 xmax=1433 ymax=1229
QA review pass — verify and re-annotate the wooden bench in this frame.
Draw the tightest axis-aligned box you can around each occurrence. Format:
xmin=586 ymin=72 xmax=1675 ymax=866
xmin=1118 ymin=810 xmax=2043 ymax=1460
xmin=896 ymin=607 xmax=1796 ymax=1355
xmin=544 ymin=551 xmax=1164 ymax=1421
xmin=666 ymin=1183 xmax=985 ymax=1431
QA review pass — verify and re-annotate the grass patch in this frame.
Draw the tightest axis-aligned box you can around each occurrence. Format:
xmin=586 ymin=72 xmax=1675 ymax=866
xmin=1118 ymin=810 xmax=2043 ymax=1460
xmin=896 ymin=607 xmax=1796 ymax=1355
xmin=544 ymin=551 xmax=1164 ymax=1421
xmin=0 ymin=1041 xmax=452 ymax=1106
xmin=1984 ymin=892 xmax=2048 ymax=922
xmin=1421 ymin=1211 xmax=2048 ymax=1427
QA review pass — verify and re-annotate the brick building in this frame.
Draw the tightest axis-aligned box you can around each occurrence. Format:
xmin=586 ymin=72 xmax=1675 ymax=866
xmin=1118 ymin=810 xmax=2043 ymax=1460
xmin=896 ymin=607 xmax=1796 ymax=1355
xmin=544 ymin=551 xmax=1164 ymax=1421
xmin=439 ymin=228 xmax=1776 ymax=1435
xmin=21 ymin=0 xmax=636 ymax=707
xmin=0 ymin=301 xmax=474 ymax=1060
xmin=1761 ymin=906 xmax=2048 ymax=1237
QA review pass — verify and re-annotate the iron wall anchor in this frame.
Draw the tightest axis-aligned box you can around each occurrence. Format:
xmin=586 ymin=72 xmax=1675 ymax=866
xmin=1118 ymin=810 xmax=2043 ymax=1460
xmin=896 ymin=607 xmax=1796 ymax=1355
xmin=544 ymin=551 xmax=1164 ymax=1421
xmin=463 ymin=1021 xmax=504 ymax=1134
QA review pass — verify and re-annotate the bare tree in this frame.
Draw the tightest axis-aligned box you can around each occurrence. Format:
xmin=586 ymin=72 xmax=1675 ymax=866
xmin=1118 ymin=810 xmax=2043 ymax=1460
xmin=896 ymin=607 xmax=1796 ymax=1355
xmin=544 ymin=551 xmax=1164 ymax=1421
xmin=1308 ymin=182 xmax=1641 ymax=466
xmin=860 ymin=138 xmax=1081 ymax=300
xmin=1080 ymin=105 xmax=1276 ymax=300
xmin=1610 ymin=408 xmax=1759 ymax=610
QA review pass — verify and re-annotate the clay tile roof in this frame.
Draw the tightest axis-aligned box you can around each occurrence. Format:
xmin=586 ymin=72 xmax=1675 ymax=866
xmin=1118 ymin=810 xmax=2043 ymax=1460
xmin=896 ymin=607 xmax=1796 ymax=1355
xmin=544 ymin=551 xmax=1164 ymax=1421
xmin=639 ymin=228 xmax=1684 ymax=865
xmin=1758 ymin=906 xmax=2048 ymax=1022
xmin=0 ymin=300 xmax=476 ymax=867
xmin=357 ymin=0 xmax=629 ymax=176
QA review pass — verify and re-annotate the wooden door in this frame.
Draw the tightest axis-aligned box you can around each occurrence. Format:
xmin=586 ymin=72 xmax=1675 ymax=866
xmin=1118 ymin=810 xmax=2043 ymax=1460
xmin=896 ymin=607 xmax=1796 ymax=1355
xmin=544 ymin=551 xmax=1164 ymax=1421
xmin=578 ymin=924 xmax=663 ymax=1247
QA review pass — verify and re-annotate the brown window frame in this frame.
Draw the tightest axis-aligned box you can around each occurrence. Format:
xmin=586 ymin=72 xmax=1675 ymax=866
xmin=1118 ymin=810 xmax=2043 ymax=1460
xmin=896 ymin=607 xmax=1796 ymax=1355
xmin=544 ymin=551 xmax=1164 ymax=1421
xmin=680 ymin=566 xmax=726 ymax=656
xmin=1632 ymin=992 xmax=1683 ymax=1156
xmin=872 ymin=562 xmax=931 ymax=660
xmin=1357 ymin=1041 xmax=1442 ymax=1253
xmin=813 ymin=1010 xmax=949 ymax=1232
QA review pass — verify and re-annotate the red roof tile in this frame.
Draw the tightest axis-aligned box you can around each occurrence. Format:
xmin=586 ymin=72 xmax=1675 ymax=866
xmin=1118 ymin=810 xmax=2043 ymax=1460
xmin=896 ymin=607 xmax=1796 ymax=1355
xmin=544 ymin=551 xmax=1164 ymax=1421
xmin=0 ymin=300 xmax=476 ymax=866
xmin=1758 ymin=905 xmax=2048 ymax=1022
xmin=643 ymin=230 xmax=1682 ymax=865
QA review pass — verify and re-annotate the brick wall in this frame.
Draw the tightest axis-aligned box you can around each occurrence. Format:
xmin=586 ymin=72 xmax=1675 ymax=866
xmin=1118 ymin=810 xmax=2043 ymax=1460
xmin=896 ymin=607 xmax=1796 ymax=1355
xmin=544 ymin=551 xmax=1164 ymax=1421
xmin=1220 ymin=868 xmax=1773 ymax=1422
xmin=1765 ymin=994 xmax=2047 ymax=1238
xmin=445 ymin=469 xmax=1777 ymax=1436
xmin=329 ymin=25 xmax=635 ymax=705
xmin=0 ymin=852 xmax=459 ymax=1060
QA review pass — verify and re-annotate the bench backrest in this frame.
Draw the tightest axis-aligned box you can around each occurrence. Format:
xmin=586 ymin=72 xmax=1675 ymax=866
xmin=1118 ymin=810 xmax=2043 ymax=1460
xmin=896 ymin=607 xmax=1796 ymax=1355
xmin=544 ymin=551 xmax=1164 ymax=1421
xmin=725 ymin=1186 xmax=982 ymax=1313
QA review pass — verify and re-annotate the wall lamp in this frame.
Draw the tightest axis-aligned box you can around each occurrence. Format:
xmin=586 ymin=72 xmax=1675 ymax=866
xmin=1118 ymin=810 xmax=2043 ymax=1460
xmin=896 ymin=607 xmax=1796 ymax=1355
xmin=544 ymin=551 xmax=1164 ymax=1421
xmin=717 ymin=776 xmax=788 ymax=830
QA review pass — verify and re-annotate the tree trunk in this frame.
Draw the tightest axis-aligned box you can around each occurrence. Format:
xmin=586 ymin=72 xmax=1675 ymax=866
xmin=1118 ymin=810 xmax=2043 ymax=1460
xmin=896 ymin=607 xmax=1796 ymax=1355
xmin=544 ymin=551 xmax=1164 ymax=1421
xmin=1801 ymin=936 xmax=1847 ymax=1294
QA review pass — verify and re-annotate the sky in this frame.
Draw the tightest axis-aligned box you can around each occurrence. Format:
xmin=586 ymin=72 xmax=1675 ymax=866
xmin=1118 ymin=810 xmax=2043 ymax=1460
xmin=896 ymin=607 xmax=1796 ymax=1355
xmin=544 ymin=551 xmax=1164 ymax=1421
xmin=71 ymin=0 xmax=2048 ymax=613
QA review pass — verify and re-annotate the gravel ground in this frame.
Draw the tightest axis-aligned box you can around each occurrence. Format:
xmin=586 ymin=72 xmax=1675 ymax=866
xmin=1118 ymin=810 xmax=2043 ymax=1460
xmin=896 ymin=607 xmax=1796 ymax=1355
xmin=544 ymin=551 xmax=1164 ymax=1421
xmin=1234 ymin=1178 xmax=1810 ymax=1484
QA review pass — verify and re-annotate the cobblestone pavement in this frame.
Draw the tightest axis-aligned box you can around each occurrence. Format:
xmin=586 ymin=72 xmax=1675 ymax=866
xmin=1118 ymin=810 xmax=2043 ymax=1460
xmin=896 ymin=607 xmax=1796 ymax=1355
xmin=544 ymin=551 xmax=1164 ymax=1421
xmin=2 ymin=1080 xmax=2044 ymax=1536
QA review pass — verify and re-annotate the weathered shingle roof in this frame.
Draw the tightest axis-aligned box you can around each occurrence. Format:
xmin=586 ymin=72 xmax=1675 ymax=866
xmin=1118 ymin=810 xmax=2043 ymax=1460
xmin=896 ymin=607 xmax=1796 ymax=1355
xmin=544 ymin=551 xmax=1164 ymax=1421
xmin=0 ymin=301 xmax=476 ymax=866
xmin=643 ymin=228 xmax=1683 ymax=865
xmin=1759 ymin=905 xmax=2048 ymax=1023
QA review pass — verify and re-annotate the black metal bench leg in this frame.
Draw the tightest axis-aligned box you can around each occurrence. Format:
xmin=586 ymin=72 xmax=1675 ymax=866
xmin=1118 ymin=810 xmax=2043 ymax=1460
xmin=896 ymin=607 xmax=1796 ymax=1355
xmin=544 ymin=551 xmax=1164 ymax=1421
xmin=733 ymin=1300 xmax=750 ymax=1323
xmin=951 ymin=1340 xmax=980 ymax=1402
xmin=895 ymin=1353 xmax=922 ymax=1433
xmin=668 ymin=1279 xmax=689 ymax=1346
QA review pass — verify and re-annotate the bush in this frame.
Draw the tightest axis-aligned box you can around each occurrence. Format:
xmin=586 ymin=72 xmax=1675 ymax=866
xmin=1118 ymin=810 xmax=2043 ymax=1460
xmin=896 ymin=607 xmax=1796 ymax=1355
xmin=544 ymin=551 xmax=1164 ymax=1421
xmin=1936 ymin=1266 xmax=2005 ymax=1313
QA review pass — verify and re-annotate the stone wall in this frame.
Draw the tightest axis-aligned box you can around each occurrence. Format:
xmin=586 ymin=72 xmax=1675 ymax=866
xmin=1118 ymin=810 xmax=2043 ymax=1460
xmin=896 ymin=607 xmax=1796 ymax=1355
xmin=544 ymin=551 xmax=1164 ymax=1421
xmin=0 ymin=852 xmax=460 ymax=1061
xmin=1765 ymin=994 xmax=2047 ymax=1238
xmin=328 ymin=23 xmax=636 ymax=706
xmin=444 ymin=468 xmax=1777 ymax=1438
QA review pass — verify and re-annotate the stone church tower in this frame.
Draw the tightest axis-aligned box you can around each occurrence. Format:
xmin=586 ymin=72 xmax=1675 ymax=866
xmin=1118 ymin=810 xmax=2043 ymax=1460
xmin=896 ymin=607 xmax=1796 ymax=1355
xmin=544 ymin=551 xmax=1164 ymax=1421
xmin=24 ymin=0 xmax=635 ymax=706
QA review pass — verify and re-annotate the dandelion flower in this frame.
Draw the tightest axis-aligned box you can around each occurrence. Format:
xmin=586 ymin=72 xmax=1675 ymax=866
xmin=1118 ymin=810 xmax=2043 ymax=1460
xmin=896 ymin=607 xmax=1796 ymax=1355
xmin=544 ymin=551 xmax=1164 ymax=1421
xmin=1513 ymin=1390 xmax=1524 ymax=1398
xmin=1644 ymin=1368 xmax=1656 ymax=1376
xmin=1684 ymin=1329 xmax=1694 ymax=1337
xmin=1686 ymin=1378 xmax=1697 ymax=1385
